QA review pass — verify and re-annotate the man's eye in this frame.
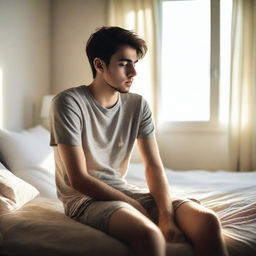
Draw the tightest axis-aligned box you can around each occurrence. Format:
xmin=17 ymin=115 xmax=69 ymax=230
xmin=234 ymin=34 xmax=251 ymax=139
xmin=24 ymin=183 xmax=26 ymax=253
xmin=119 ymin=62 xmax=128 ymax=66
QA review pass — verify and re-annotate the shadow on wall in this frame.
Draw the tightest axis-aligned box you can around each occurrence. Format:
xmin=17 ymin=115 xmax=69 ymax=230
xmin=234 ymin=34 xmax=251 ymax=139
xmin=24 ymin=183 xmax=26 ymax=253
xmin=0 ymin=66 xmax=38 ymax=131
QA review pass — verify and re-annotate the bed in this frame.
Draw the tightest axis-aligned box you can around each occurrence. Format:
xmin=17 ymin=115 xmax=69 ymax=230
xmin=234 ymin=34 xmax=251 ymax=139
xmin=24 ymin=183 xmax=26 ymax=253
xmin=0 ymin=125 xmax=255 ymax=256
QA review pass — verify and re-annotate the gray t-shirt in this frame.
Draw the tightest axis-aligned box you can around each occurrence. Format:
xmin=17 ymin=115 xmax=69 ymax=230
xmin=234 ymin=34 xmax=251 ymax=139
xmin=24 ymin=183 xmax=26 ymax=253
xmin=50 ymin=85 xmax=154 ymax=217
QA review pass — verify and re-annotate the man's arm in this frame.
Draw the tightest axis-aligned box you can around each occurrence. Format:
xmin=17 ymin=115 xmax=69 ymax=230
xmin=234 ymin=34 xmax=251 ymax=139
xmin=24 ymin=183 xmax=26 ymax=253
xmin=137 ymin=137 xmax=185 ymax=242
xmin=57 ymin=144 xmax=149 ymax=217
xmin=137 ymin=137 xmax=173 ymax=216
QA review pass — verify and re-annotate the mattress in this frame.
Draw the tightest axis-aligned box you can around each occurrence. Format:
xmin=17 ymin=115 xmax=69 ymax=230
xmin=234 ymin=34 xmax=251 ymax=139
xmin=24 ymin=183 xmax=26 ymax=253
xmin=127 ymin=163 xmax=256 ymax=256
xmin=0 ymin=163 xmax=255 ymax=256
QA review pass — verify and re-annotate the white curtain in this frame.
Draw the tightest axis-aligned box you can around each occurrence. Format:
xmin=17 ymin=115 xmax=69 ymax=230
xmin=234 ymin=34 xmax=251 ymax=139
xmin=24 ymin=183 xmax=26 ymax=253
xmin=229 ymin=0 xmax=256 ymax=171
xmin=107 ymin=0 xmax=159 ymax=123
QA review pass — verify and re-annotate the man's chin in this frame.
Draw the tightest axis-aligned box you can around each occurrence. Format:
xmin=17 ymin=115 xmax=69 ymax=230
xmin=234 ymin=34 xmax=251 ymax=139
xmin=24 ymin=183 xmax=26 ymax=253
xmin=107 ymin=83 xmax=130 ymax=93
xmin=119 ymin=88 xmax=130 ymax=94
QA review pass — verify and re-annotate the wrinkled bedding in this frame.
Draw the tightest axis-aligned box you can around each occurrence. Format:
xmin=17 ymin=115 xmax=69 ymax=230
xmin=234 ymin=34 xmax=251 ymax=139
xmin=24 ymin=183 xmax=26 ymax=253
xmin=0 ymin=163 xmax=255 ymax=256
xmin=127 ymin=164 xmax=256 ymax=256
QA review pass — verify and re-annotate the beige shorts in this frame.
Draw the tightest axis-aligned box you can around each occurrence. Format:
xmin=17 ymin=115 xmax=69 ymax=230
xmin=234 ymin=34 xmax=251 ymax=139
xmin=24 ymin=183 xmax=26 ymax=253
xmin=74 ymin=190 xmax=195 ymax=234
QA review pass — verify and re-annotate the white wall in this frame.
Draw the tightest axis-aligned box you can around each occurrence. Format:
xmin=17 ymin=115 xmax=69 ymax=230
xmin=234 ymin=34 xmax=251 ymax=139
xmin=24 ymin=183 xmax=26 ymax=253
xmin=51 ymin=0 xmax=107 ymax=94
xmin=131 ymin=131 xmax=229 ymax=171
xmin=0 ymin=0 xmax=51 ymax=130
xmin=158 ymin=132 xmax=229 ymax=170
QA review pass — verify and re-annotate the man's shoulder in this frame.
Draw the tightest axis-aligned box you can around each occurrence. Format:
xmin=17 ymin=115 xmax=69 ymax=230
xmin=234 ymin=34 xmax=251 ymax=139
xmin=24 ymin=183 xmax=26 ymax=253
xmin=121 ymin=92 xmax=149 ymax=110
xmin=121 ymin=92 xmax=143 ymax=104
xmin=53 ymin=85 xmax=87 ymax=104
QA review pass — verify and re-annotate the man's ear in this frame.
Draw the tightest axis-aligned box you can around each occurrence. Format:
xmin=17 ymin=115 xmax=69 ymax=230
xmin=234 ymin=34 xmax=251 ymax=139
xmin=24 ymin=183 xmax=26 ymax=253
xmin=93 ymin=58 xmax=104 ymax=73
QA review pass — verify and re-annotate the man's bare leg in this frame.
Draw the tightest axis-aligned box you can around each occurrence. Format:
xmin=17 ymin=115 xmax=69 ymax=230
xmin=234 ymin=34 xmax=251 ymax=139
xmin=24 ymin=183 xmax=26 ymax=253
xmin=108 ymin=207 xmax=166 ymax=256
xmin=174 ymin=201 xmax=229 ymax=256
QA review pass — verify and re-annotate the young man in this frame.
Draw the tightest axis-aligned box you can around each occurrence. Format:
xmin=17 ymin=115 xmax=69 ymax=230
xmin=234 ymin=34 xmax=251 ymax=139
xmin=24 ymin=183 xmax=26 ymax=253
xmin=50 ymin=26 xmax=228 ymax=256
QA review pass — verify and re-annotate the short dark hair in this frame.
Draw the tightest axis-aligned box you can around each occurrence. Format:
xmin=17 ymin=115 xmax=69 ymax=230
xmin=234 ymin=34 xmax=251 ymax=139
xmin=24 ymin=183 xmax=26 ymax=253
xmin=86 ymin=26 xmax=147 ymax=78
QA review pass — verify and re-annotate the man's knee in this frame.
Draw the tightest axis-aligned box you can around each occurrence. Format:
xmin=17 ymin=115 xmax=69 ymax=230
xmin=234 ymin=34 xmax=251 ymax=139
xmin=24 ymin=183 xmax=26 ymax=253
xmin=137 ymin=223 xmax=164 ymax=243
xmin=129 ymin=222 xmax=165 ymax=253
xmin=108 ymin=205 xmax=162 ymax=240
xmin=118 ymin=209 xmax=164 ymax=245
xmin=194 ymin=210 xmax=222 ymax=240
xmin=201 ymin=210 xmax=221 ymax=230
xmin=190 ymin=209 xmax=228 ymax=255
xmin=108 ymin=206 xmax=165 ymax=254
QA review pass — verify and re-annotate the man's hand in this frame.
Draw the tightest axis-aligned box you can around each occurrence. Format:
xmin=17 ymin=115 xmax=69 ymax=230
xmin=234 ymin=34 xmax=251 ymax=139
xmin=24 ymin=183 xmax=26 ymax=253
xmin=158 ymin=216 xmax=187 ymax=243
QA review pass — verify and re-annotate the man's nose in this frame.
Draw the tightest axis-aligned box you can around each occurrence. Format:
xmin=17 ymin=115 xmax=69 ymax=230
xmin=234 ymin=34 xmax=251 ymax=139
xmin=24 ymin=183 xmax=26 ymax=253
xmin=128 ymin=65 xmax=137 ymax=77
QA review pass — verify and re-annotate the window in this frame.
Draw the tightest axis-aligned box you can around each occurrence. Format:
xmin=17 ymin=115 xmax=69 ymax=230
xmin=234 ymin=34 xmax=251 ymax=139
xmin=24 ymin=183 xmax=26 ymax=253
xmin=160 ymin=0 xmax=232 ymax=131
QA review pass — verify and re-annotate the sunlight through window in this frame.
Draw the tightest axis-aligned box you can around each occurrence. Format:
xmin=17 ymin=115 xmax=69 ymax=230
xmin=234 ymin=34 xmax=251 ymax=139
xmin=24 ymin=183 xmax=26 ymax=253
xmin=161 ymin=0 xmax=211 ymax=122
xmin=131 ymin=54 xmax=152 ymax=104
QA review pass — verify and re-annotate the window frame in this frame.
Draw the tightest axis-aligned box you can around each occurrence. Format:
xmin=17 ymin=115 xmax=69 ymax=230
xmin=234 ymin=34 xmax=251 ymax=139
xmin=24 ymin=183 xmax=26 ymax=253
xmin=158 ymin=0 xmax=224 ymax=133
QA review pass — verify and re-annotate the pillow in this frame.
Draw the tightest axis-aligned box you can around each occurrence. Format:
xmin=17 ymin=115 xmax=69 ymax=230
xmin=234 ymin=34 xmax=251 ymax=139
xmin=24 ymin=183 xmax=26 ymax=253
xmin=0 ymin=162 xmax=7 ymax=170
xmin=0 ymin=165 xmax=39 ymax=214
xmin=14 ymin=168 xmax=57 ymax=199
xmin=0 ymin=125 xmax=54 ymax=174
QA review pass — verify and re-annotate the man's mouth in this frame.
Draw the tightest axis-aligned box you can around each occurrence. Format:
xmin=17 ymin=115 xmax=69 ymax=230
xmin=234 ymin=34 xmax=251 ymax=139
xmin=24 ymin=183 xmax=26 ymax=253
xmin=125 ymin=80 xmax=133 ymax=85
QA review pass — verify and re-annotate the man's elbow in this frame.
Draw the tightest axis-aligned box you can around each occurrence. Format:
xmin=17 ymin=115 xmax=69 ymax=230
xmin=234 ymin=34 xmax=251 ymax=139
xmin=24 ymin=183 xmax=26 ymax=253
xmin=69 ymin=172 xmax=90 ymax=191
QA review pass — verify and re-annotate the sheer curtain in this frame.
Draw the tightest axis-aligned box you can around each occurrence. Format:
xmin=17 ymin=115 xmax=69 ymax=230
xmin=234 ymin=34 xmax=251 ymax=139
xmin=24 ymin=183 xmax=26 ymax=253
xmin=229 ymin=0 xmax=256 ymax=171
xmin=107 ymin=0 xmax=159 ymax=122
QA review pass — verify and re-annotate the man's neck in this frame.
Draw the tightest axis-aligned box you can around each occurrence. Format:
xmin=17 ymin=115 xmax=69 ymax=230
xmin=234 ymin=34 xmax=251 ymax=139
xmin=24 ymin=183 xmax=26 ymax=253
xmin=88 ymin=77 xmax=119 ymax=109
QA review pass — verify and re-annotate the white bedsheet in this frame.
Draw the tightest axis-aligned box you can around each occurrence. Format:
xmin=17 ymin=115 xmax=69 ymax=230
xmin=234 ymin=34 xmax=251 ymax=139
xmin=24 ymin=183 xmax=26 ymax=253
xmin=126 ymin=163 xmax=256 ymax=256
xmin=0 ymin=163 xmax=255 ymax=256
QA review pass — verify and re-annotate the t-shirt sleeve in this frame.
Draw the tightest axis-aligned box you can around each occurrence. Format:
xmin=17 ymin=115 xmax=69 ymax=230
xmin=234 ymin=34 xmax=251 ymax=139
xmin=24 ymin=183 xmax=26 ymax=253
xmin=137 ymin=97 xmax=155 ymax=139
xmin=49 ymin=93 xmax=82 ymax=146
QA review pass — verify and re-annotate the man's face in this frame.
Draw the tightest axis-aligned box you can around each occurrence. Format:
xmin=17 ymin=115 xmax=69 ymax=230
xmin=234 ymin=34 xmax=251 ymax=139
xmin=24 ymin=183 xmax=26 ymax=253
xmin=102 ymin=45 xmax=138 ymax=93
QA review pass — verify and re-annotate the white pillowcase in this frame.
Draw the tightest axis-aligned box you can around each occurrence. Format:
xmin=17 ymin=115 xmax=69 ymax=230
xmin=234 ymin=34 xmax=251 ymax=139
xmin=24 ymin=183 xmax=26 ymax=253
xmin=0 ymin=125 xmax=54 ymax=174
xmin=0 ymin=163 xmax=39 ymax=214
xmin=0 ymin=163 xmax=7 ymax=171
xmin=14 ymin=168 xmax=57 ymax=199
